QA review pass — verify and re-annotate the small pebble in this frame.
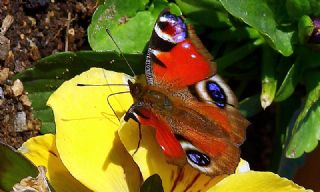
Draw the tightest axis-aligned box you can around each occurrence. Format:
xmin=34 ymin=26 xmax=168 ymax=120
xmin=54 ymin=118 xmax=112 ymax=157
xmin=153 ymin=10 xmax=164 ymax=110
xmin=29 ymin=42 xmax=41 ymax=60
xmin=12 ymin=79 xmax=24 ymax=96
xmin=0 ymin=35 xmax=10 ymax=60
xmin=16 ymin=102 xmax=24 ymax=111
xmin=0 ymin=15 xmax=14 ymax=35
xmin=27 ymin=16 xmax=37 ymax=26
xmin=20 ymin=95 xmax=32 ymax=107
xmin=0 ymin=86 xmax=4 ymax=99
xmin=14 ymin=111 xmax=28 ymax=132
xmin=0 ymin=15 xmax=13 ymax=60
xmin=20 ymin=34 xmax=25 ymax=40
xmin=0 ymin=87 xmax=4 ymax=105
xmin=5 ymin=51 xmax=14 ymax=66
xmin=0 ymin=68 xmax=9 ymax=84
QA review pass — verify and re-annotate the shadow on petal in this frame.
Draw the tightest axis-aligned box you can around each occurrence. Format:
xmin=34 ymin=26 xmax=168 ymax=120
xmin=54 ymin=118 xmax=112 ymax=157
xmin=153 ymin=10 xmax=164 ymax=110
xmin=103 ymin=132 xmax=143 ymax=190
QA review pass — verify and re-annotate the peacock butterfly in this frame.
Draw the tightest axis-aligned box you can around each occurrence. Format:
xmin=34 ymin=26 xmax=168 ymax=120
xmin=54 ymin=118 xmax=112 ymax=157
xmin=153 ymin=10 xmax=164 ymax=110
xmin=124 ymin=10 xmax=249 ymax=176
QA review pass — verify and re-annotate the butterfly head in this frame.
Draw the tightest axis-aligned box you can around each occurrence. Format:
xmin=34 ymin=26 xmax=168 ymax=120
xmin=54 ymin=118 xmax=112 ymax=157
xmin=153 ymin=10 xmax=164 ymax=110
xmin=127 ymin=80 xmax=145 ymax=100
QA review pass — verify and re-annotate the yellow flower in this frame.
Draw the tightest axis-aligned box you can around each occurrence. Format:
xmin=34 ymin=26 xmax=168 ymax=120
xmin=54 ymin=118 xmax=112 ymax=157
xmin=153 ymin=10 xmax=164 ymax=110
xmin=19 ymin=68 xmax=311 ymax=192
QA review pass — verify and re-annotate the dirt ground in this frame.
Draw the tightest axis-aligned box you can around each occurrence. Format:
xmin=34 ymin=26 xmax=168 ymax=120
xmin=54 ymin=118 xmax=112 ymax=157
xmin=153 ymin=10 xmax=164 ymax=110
xmin=0 ymin=0 xmax=96 ymax=148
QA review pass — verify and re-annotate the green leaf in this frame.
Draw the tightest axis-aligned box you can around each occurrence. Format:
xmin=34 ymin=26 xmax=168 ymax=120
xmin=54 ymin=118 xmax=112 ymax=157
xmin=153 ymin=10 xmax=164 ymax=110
xmin=176 ymin=0 xmax=234 ymax=29
xmin=219 ymin=0 xmax=294 ymax=56
xmin=14 ymin=51 xmax=145 ymax=133
xmin=276 ymin=100 xmax=305 ymax=178
xmin=309 ymin=0 xmax=320 ymax=16
xmin=87 ymin=0 xmax=148 ymax=52
xmin=176 ymin=0 xmax=225 ymax=12
xmin=140 ymin=174 xmax=163 ymax=192
xmin=260 ymin=46 xmax=278 ymax=109
xmin=274 ymin=96 xmax=302 ymax=176
xmin=298 ymin=15 xmax=314 ymax=44
xmin=88 ymin=0 xmax=179 ymax=52
xmin=216 ymin=38 xmax=264 ymax=71
xmin=186 ymin=9 xmax=232 ymax=29
xmin=0 ymin=142 xmax=38 ymax=191
xmin=209 ymin=27 xmax=260 ymax=42
xmin=286 ymin=0 xmax=311 ymax=20
xmin=275 ymin=45 xmax=320 ymax=103
xmin=239 ymin=94 xmax=262 ymax=117
xmin=274 ymin=57 xmax=303 ymax=102
xmin=275 ymin=47 xmax=320 ymax=103
xmin=286 ymin=72 xmax=320 ymax=158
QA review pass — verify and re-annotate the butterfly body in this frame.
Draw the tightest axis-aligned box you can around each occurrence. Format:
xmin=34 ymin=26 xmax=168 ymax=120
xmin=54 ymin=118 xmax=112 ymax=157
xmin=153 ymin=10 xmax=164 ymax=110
xmin=124 ymin=10 xmax=249 ymax=176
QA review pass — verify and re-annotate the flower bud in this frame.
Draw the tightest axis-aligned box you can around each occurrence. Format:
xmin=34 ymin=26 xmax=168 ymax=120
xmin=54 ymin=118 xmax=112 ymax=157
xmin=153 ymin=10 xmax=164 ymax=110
xmin=298 ymin=15 xmax=314 ymax=44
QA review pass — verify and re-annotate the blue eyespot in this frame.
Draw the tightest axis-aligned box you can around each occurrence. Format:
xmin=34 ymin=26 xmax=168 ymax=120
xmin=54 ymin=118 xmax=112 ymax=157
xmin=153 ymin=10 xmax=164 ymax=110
xmin=206 ymin=81 xmax=226 ymax=108
xmin=162 ymin=12 xmax=187 ymax=43
xmin=186 ymin=150 xmax=210 ymax=166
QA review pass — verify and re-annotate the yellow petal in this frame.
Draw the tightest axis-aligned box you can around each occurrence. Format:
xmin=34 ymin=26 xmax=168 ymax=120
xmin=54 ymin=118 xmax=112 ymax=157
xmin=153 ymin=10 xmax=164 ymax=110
xmin=19 ymin=134 xmax=90 ymax=192
xmin=208 ymin=171 xmax=312 ymax=192
xmin=47 ymin=68 xmax=142 ymax=191
xmin=119 ymin=120 xmax=225 ymax=191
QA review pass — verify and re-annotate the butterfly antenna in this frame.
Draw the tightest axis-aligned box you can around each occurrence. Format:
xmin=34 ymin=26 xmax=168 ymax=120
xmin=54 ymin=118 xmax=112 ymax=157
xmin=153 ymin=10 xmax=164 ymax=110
xmin=106 ymin=28 xmax=136 ymax=77
xmin=132 ymin=122 xmax=142 ymax=156
xmin=77 ymin=83 xmax=129 ymax=86
xmin=106 ymin=91 xmax=131 ymax=122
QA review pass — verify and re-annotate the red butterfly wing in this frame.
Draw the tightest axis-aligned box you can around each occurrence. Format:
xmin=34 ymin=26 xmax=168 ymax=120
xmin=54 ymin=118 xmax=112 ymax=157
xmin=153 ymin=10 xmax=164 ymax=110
xmin=131 ymin=94 xmax=245 ymax=176
xmin=145 ymin=10 xmax=216 ymax=88
xmin=126 ymin=10 xmax=249 ymax=176
xmin=137 ymin=108 xmax=185 ymax=159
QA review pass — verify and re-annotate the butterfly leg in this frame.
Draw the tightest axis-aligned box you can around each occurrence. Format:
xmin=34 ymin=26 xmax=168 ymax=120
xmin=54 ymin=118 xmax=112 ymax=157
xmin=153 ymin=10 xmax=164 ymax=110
xmin=124 ymin=102 xmax=149 ymax=155
xmin=124 ymin=102 xmax=149 ymax=122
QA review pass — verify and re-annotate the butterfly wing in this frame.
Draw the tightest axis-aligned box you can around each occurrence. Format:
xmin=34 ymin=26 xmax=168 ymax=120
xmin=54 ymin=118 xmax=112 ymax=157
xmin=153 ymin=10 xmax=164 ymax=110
xmin=173 ymin=100 xmax=248 ymax=175
xmin=128 ymin=93 xmax=247 ymax=176
xmin=145 ymin=10 xmax=216 ymax=88
xmin=127 ymin=10 xmax=249 ymax=176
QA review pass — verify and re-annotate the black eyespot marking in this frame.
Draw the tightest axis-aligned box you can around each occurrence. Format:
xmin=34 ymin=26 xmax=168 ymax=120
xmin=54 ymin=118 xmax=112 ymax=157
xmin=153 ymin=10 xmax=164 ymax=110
xmin=157 ymin=20 xmax=168 ymax=30
xmin=188 ymin=85 xmax=201 ymax=101
xmin=149 ymin=30 xmax=175 ymax=52
xmin=175 ymin=134 xmax=186 ymax=141
xmin=206 ymin=81 xmax=226 ymax=108
xmin=186 ymin=150 xmax=210 ymax=166
xmin=150 ymin=52 xmax=166 ymax=68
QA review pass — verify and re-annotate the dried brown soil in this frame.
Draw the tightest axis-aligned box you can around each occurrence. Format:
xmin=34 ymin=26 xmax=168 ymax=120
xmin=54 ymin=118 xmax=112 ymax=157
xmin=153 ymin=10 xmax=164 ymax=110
xmin=0 ymin=0 xmax=96 ymax=148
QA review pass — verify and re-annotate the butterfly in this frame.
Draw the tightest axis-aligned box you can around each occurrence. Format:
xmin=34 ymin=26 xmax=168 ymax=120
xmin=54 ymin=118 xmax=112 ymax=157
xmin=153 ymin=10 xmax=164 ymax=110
xmin=123 ymin=10 xmax=250 ymax=176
